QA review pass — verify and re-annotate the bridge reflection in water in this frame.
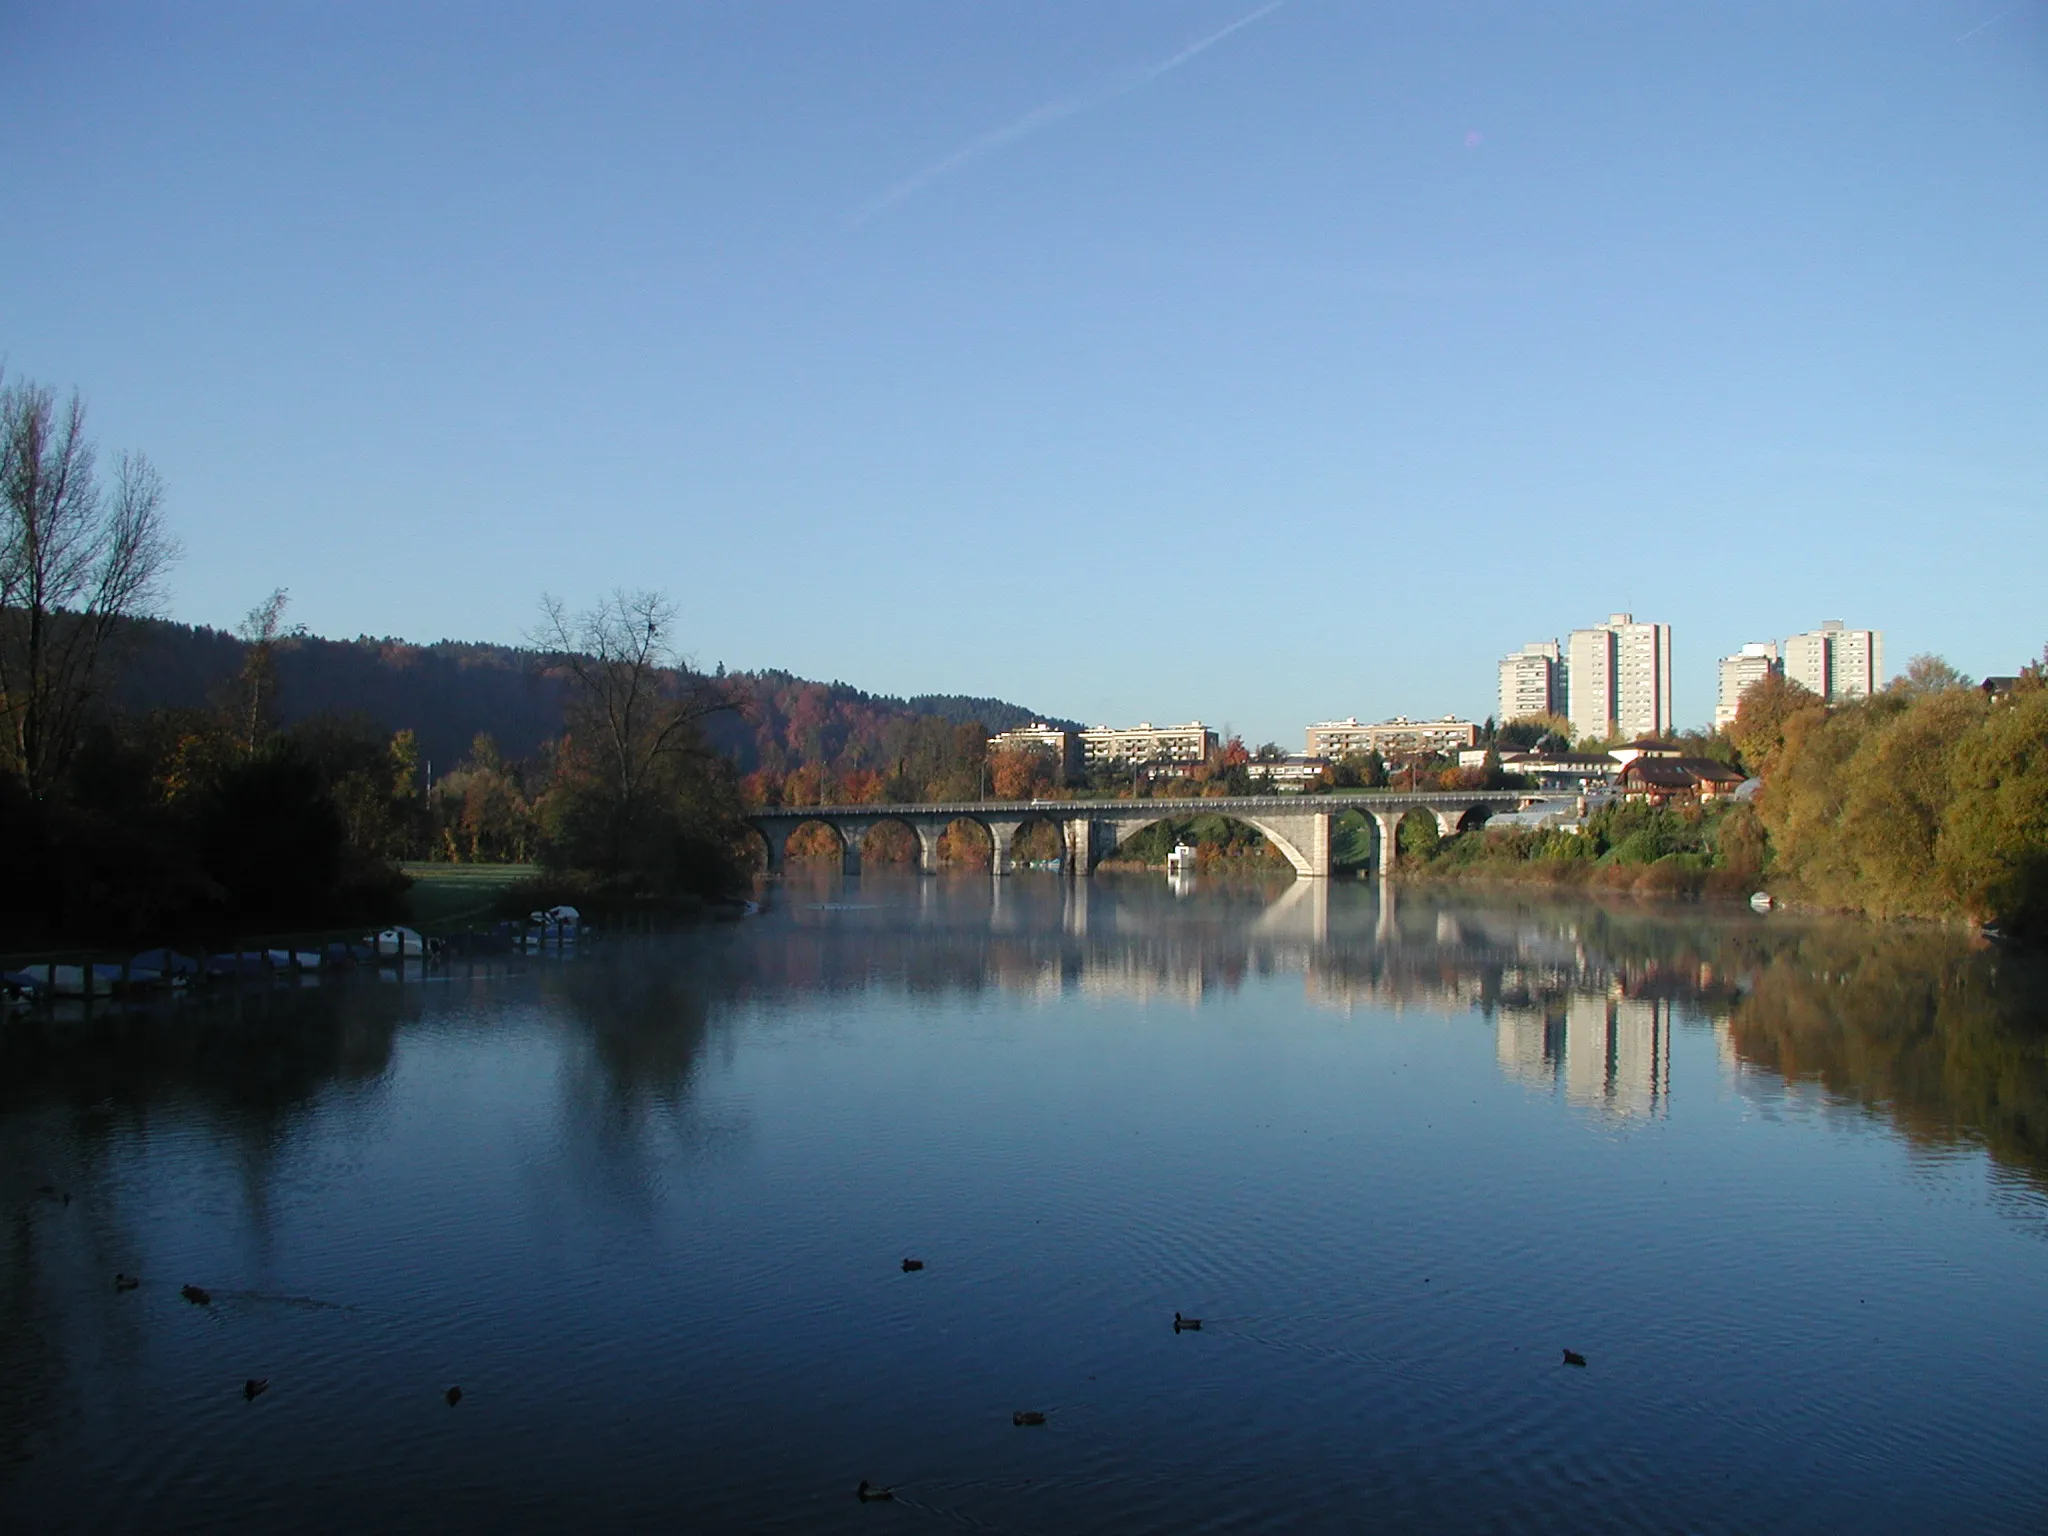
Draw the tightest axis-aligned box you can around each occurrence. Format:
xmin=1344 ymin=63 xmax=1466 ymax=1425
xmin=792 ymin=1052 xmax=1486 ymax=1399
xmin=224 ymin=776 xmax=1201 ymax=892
xmin=752 ymin=874 xmax=1754 ymax=1125
xmin=746 ymin=874 xmax=2048 ymax=1170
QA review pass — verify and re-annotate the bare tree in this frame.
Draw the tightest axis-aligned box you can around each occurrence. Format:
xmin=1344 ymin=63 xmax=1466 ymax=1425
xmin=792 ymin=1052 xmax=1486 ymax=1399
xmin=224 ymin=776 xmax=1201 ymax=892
xmin=534 ymin=590 xmax=733 ymax=874
xmin=232 ymin=587 xmax=298 ymax=755
xmin=0 ymin=375 xmax=178 ymax=796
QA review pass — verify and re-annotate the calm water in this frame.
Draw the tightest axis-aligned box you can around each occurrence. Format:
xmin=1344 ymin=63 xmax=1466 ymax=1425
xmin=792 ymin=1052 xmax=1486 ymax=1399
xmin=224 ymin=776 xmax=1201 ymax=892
xmin=6 ymin=875 xmax=2048 ymax=1533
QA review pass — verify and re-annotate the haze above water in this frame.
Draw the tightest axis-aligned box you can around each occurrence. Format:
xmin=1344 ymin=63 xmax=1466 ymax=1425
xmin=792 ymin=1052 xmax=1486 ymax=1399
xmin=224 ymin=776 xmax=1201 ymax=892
xmin=6 ymin=879 xmax=2048 ymax=1533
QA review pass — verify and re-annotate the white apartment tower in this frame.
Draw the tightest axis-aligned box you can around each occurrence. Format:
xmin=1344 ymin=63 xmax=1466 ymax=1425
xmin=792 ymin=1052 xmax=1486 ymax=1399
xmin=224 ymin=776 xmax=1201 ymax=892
xmin=1715 ymin=642 xmax=1781 ymax=730
xmin=1567 ymin=613 xmax=1672 ymax=742
xmin=1784 ymin=620 xmax=1884 ymax=703
xmin=1498 ymin=641 xmax=1566 ymax=725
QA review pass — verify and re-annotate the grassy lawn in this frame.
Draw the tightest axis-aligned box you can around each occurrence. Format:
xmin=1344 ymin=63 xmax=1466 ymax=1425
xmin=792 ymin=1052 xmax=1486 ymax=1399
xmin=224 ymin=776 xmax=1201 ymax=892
xmin=401 ymin=863 xmax=539 ymax=930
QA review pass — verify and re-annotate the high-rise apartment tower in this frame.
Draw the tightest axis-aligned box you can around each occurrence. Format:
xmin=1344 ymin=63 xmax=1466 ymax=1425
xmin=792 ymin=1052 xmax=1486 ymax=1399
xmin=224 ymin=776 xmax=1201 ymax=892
xmin=1783 ymin=621 xmax=1884 ymax=703
xmin=1715 ymin=642 xmax=1781 ymax=730
xmin=1567 ymin=613 xmax=1672 ymax=742
xmin=1498 ymin=641 xmax=1566 ymax=725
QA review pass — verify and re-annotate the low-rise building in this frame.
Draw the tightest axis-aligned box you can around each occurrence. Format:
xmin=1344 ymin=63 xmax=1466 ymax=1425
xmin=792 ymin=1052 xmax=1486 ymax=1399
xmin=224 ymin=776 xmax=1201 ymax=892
xmin=1079 ymin=721 xmax=1217 ymax=768
xmin=1608 ymin=738 xmax=1683 ymax=767
xmin=1616 ymin=756 xmax=1746 ymax=804
xmin=1306 ymin=715 xmax=1480 ymax=759
xmin=986 ymin=723 xmax=1080 ymax=778
xmin=1252 ymin=756 xmax=1328 ymax=792
xmin=1499 ymin=752 xmax=1619 ymax=790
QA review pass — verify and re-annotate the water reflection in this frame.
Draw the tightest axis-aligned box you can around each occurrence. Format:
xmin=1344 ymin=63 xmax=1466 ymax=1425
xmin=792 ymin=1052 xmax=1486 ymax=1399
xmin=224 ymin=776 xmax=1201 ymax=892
xmin=741 ymin=874 xmax=2048 ymax=1177
xmin=6 ymin=876 xmax=2048 ymax=1531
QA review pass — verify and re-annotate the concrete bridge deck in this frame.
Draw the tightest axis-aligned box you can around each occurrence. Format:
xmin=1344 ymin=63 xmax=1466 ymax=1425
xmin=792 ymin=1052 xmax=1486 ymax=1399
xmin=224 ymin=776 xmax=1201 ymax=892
xmin=744 ymin=790 xmax=1539 ymax=878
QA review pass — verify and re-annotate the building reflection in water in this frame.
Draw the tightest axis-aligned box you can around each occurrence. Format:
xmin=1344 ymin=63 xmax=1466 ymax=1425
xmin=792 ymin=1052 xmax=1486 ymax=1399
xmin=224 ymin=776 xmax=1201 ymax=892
xmin=1496 ymin=994 xmax=1671 ymax=1117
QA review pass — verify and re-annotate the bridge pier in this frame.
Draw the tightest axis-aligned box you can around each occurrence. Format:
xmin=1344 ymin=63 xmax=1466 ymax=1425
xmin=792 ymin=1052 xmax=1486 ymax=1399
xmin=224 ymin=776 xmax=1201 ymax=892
xmin=1065 ymin=818 xmax=1098 ymax=877
xmin=986 ymin=819 xmax=1022 ymax=876
xmin=1372 ymin=810 xmax=1402 ymax=878
xmin=916 ymin=822 xmax=944 ymax=875
xmin=839 ymin=822 xmax=867 ymax=877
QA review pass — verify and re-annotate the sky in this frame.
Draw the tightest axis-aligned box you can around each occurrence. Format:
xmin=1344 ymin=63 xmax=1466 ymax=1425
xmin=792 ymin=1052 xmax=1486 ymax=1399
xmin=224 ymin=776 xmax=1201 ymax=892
xmin=3 ymin=0 xmax=2044 ymax=745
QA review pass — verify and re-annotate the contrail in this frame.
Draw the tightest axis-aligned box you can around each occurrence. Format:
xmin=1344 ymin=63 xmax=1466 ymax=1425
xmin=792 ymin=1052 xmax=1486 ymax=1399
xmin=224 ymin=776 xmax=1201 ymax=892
xmin=1957 ymin=1 xmax=2027 ymax=41
xmin=855 ymin=1 xmax=1286 ymax=224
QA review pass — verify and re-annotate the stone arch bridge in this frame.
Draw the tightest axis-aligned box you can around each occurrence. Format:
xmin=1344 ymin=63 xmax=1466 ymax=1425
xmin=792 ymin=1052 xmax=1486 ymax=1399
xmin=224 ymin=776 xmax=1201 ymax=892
xmin=744 ymin=791 xmax=1539 ymax=878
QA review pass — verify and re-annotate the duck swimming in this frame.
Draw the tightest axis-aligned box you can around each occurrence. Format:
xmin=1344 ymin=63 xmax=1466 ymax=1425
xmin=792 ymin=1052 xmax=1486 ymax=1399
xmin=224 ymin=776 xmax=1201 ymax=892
xmin=1174 ymin=1312 xmax=1202 ymax=1332
xmin=1013 ymin=1411 xmax=1046 ymax=1426
xmin=900 ymin=1259 xmax=924 ymax=1272
xmin=114 ymin=1273 xmax=140 ymax=1292
xmin=243 ymin=1379 xmax=269 ymax=1401
xmin=1562 ymin=1350 xmax=1587 ymax=1368
xmin=446 ymin=1386 xmax=463 ymax=1407
xmin=856 ymin=1480 xmax=895 ymax=1502
xmin=181 ymin=1284 xmax=212 ymax=1306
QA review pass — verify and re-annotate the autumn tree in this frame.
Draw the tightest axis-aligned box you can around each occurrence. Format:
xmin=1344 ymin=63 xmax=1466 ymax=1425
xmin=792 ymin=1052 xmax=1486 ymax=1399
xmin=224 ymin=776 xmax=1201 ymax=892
xmin=1727 ymin=672 xmax=1823 ymax=778
xmin=1893 ymin=653 xmax=1974 ymax=698
xmin=989 ymin=744 xmax=1057 ymax=800
xmin=1938 ymin=686 xmax=2048 ymax=934
xmin=0 ymin=374 xmax=177 ymax=797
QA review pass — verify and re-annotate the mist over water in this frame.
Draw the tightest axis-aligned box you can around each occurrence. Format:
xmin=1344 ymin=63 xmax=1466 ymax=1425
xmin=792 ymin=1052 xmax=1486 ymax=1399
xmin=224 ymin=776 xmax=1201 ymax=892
xmin=6 ymin=876 xmax=2048 ymax=1533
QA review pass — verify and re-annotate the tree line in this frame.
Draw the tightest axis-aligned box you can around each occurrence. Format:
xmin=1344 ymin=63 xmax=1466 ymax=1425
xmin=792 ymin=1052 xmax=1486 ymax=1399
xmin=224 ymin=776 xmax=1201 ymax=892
xmin=0 ymin=374 xmax=760 ymax=942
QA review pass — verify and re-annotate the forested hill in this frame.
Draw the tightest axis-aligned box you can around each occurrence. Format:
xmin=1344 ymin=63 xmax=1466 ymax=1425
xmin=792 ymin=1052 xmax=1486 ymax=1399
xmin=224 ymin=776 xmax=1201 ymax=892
xmin=111 ymin=618 xmax=1071 ymax=773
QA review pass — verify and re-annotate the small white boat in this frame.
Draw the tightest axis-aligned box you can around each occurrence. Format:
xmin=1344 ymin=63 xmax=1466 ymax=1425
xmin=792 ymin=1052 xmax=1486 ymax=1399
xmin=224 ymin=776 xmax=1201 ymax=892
xmin=370 ymin=926 xmax=429 ymax=957
xmin=1166 ymin=843 xmax=1198 ymax=877
xmin=1749 ymin=891 xmax=1774 ymax=912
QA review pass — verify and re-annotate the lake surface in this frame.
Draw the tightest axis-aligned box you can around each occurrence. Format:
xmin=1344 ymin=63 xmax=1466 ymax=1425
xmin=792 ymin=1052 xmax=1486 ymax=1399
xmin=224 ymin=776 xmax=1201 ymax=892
xmin=6 ymin=875 xmax=2048 ymax=1533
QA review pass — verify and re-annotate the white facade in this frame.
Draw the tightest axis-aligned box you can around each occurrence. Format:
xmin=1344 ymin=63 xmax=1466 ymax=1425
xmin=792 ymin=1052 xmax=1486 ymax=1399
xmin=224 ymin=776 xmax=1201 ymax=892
xmin=1498 ymin=640 xmax=1565 ymax=725
xmin=1305 ymin=715 xmax=1480 ymax=759
xmin=1715 ymin=642 xmax=1781 ymax=730
xmin=1567 ymin=613 xmax=1672 ymax=742
xmin=1783 ymin=621 xmax=1884 ymax=703
xmin=1079 ymin=721 xmax=1217 ymax=767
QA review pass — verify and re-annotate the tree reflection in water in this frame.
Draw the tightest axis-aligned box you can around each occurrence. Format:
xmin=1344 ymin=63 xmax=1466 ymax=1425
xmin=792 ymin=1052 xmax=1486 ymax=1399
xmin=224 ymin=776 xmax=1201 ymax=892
xmin=1725 ymin=926 xmax=2048 ymax=1192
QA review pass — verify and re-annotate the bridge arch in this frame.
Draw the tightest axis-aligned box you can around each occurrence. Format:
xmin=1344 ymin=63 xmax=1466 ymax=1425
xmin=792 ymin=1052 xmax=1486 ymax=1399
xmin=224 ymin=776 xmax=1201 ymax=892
xmin=1101 ymin=810 xmax=1313 ymax=877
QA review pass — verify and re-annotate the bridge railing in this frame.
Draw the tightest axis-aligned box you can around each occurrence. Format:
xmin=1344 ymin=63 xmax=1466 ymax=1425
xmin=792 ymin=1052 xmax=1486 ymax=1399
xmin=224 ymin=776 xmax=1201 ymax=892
xmin=744 ymin=790 xmax=1532 ymax=819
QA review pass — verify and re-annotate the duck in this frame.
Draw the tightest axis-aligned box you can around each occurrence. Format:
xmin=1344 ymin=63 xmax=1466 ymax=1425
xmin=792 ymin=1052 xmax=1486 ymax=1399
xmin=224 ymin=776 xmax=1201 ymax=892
xmin=900 ymin=1258 xmax=925 ymax=1272
xmin=1562 ymin=1349 xmax=1587 ymax=1368
xmin=856 ymin=1480 xmax=895 ymax=1502
xmin=1173 ymin=1312 xmax=1202 ymax=1332
xmin=181 ymin=1284 xmax=212 ymax=1306
xmin=243 ymin=1378 xmax=269 ymax=1401
xmin=1013 ymin=1410 xmax=1046 ymax=1427
xmin=114 ymin=1273 xmax=140 ymax=1292
xmin=445 ymin=1386 xmax=463 ymax=1407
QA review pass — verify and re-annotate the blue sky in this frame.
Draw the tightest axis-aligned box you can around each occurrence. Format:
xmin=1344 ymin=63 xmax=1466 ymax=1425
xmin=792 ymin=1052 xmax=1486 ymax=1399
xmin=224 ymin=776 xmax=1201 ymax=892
xmin=4 ymin=1 xmax=2044 ymax=744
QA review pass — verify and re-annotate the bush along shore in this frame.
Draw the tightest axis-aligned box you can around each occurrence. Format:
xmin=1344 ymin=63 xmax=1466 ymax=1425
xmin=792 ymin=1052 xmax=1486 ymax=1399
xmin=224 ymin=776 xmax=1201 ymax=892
xmin=1392 ymin=798 xmax=1765 ymax=901
xmin=1397 ymin=659 xmax=2048 ymax=943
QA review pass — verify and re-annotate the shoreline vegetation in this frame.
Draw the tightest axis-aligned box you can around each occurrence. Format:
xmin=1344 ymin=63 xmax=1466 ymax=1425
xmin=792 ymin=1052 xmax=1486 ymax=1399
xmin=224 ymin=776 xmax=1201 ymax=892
xmin=1389 ymin=664 xmax=2048 ymax=942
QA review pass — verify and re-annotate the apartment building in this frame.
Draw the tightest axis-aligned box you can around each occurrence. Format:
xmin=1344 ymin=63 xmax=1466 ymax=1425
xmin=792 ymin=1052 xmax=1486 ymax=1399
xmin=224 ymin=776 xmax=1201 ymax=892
xmin=1567 ymin=613 xmax=1672 ymax=742
xmin=1305 ymin=716 xmax=1480 ymax=759
xmin=1784 ymin=620 xmax=1884 ymax=702
xmin=986 ymin=723 xmax=1081 ymax=778
xmin=1715 ymin=642 xmax=1781 ymax=730
xmin=1078 ymin=721 xmax=1218 ymax=767
xmin=1498 ymin=640 xmax=1566 ymax=725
